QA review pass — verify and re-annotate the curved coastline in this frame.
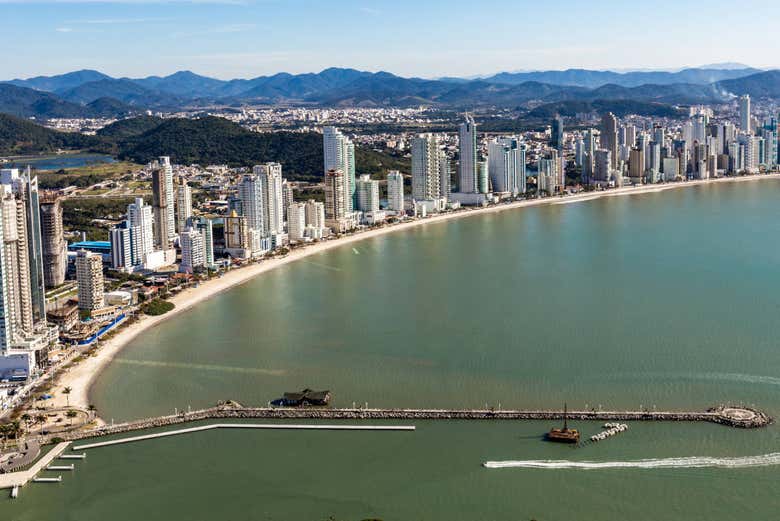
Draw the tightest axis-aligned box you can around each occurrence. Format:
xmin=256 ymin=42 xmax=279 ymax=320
xmin=47 ymin=173 xmax=779 ymax=421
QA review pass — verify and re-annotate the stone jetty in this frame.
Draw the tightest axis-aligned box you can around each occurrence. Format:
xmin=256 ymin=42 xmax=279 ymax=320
xmin=52 ymin=403 xmax=771 ymax=444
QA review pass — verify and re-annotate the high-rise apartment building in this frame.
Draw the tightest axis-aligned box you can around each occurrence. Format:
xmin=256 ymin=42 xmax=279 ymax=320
xmin=458 ymin=115 xmax=478 ymax=193
xmin=739 ymin=95 xmax=751 ymax=134
xmin=601 ymin=113 xmax=619 ymax=170
xmin=287 ymin=202 xmax=307 ymax=241
xmin=253 ymin=163 xmax=284 ymax=237
xmin=551 ymin=116 xmax=564 ymax=150
xmin=324 ymin=169 xmax=346 ymax=221
xmin=488 ymin=137 xmax=522 ymax=194
xmin=179 ymin=229 xmax=205 ymax=274
xmin=75 ymin=250 xmax=104 ymax=311
xmin=386 ymin=171 xmax=405 ymax=212
xmin=194 ymin=217 xmax=215 ymax=267
xmin=176 ymin=177 xmax=192 ymax=233
xmin=356 ymin=175 xmax=380 ymax=213
xmin=151 ymin=166 xmax=173 ymax=249
xmin=411 ymin=134 xmax=442 ymax=201
xmin=126 ymin=197 xmax=154 ymax=268
xmin=323 ymin=127 xmax=356 ymax=212
xmin=39 ymin=194 xmax=66 ymax=288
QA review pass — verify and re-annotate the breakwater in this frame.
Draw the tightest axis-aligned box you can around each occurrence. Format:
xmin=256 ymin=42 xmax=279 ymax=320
xmin=52 ymin=404 xmax=770 ymax=444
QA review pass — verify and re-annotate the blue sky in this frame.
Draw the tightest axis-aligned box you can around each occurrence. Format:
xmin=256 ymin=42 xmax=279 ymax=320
xmin=2 ymin=0 xmax=778 ymax=80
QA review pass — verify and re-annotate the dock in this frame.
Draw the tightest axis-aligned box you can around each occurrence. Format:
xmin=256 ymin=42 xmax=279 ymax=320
xmin=0 ymin=442 xmax=70 ymax=491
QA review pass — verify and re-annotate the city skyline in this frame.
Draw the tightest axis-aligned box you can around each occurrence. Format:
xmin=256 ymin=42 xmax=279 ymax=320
xmin=2 ymin=0 xmax=780 ymax=79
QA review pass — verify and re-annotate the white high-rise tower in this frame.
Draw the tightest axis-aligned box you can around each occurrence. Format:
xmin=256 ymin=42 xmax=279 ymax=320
xmin=739 ymin=95 xmax=751 ymax=134
xmin=323 ymin=127 xmax=355 ymax=212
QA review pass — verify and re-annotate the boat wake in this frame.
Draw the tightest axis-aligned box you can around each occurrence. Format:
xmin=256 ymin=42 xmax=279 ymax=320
xmin=484 ymin=453 xmax=780 ymax=470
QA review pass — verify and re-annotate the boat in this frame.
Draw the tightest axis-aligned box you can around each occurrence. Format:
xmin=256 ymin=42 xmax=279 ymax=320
xmin=545 ymin=403 xmax=580 ymax=444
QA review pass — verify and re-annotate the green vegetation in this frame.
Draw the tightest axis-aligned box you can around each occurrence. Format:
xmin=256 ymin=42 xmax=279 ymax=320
xmin=0 ymin=113 xmax=106 ymax=155
xmin=62 ymin=197 xmax=146 ymax=241
xmin=96 ymin=115 xmax=164 ymax=139
xmin=37 ymin=161 xmax=140 ymax=190
xmin=3 ymin=114 xmax=409 ymax=182
xmin=108 ymin=116 xmax=409 ymax=181
xmin=142 ymin=299 xmax=175 ymax=316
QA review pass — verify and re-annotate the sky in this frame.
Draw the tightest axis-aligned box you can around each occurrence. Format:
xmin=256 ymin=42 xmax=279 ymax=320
xmin=1 ymin=0 xmax=779 ymax=80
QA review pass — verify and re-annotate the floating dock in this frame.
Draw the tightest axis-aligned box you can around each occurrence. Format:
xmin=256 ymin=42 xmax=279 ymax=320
xmin=59 ymin=453 xmax=86 ymax=460
xmin=46 ymin=464 xmax=75 ymax=471
xmin=33 ymin=476 xmax=62 ymax=483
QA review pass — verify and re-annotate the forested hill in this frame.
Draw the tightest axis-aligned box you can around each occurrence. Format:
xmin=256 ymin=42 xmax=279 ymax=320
xmin=3 ymin=115 xmax=409 ymax=181
xmin=0 ymin=113 xmax=104 ymax=155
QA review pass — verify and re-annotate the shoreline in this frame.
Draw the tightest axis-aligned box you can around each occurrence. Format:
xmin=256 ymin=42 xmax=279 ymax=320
xmin=46 ymin=173 xmax=780 ymax=421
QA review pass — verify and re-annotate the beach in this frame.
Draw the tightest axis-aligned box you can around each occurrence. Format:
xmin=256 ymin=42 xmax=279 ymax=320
xmin=47 ymin=173 xmax=780 ymax=420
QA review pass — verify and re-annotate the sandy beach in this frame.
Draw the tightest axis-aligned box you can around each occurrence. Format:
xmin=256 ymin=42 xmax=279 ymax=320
xmin=46 ymin=173 xmax=780 ymax=420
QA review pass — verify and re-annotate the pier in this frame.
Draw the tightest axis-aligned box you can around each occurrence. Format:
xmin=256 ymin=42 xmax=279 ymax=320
xmin=72 ymin=423 xmax=415 ymax=450
xmin=52 ymin=404 xmax=770 ymax=445
xmin=0 ymin=442 xmax=70 ymax=491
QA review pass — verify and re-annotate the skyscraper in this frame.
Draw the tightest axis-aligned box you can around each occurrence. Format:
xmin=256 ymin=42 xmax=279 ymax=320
xmin=551 ymin=116 xmax=564 ymax=150
xmin=601 ymin=113 xmax=619 ymax=170
xmin=1 ymin=195 xmax=34 ymax=340
xmin=458 ymin=115 xmax=478 ymax=193
xmin=324 ymin=169 xmax=346 ymax=221
xmin=386 ymin=171 xmax=405 ymax=213
xmin=287 ymin=202 xmax=307 ymax=241
xmin=39 ymin=194 xmax=66 ymax=288
xmin=739 ymin=95 xmax=751 ymax=134
xmin=179 ymin=229 xmax=205 ymax=274
xmin=110 ymin=224 xmax=132 ymax=271
xmin=126 ymin=197 xmax=154 ymax=268
xmin=488 ymin=137 xmax=522 ymax=194
xmin=151 ymin=166 xmax=173 ymax=249
xmin=411 ymin=134 xmax=442 ymax=201
xmin=438 ymin=152 xmax=451 ymax=201
xmin=323 ymin=127 xmax=356 ymax=212
xmin=176 ymin=177 xmax=192 ymax=233
xmin=253 ymin=163 xmax=284 ymax=237
xmin=356 ymin=175 xmax=380 ymax=213
xmin=194 ymin=217 xmax=215 ymax=268
xmin=75 ymin=250 xmax=104 ymax=311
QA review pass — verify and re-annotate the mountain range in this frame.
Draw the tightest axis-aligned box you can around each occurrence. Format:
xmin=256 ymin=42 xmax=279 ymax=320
xmin=2 ymin=67 xmax=780 ymax=118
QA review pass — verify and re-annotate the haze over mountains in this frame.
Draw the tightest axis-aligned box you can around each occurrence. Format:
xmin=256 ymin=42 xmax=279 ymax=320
xmin=2 ymin=66 xmax=780 ymax=119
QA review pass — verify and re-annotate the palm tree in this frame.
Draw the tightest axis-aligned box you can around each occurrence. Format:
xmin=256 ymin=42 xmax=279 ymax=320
xmin=62 ymin=386 xmax=72 ymax=407
xmin=35 ymin=414 xmax=46 ymax=432
xmin=20 ymin=413 xmax=31 ymax=433
xmin=87 ymin=404 xmax=97 ymax=418
xmin=65 ymin=410 xmax=78 ymax=427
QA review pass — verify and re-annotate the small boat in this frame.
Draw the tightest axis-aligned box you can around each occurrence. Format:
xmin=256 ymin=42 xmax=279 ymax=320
xmin=545 ymin=403 xmax=580 ymax=444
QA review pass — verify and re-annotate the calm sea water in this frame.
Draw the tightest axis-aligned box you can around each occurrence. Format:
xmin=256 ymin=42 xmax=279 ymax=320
xmin=3 ymin=154 xmax=115 ymax=171
xmin=5 ymin=180 xmax=780 ymax=520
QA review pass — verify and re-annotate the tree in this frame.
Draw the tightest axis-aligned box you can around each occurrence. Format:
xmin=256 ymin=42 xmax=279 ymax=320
xmin=63 ymin=386 xmax=72 ymax=406
xmin=87 ymin=404 xmax=97 ymax=417
xmin=20 ymin=413 xmax=31 ymax=433
xmin=65 ymin=410 xmax=78 ymax=426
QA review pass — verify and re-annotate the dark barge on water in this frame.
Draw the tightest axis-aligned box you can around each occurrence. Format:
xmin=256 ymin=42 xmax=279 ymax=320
xmin=271 ymin=389 xmax=331 ymax=407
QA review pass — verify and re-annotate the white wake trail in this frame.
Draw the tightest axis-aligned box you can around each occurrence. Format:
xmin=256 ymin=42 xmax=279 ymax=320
xmin=484 ymin=453 xmax=780 ymax=470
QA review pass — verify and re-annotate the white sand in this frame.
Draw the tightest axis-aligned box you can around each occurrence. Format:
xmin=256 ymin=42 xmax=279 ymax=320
xmin=48 ymin=173 xmax=780 ymax=421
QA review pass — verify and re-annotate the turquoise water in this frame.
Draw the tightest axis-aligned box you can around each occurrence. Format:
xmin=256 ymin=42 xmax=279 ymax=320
xmin=5 ymin=180 xmax=780 ymax=519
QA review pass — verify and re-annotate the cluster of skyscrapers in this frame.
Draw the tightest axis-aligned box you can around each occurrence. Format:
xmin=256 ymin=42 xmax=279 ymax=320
xmin=574 ymin=95 xmax=779 ymax=186
xmin=110 ymin=157 xmax=214 ymax=274
xmin=0 ymin=168 xmax=59 ymax=378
